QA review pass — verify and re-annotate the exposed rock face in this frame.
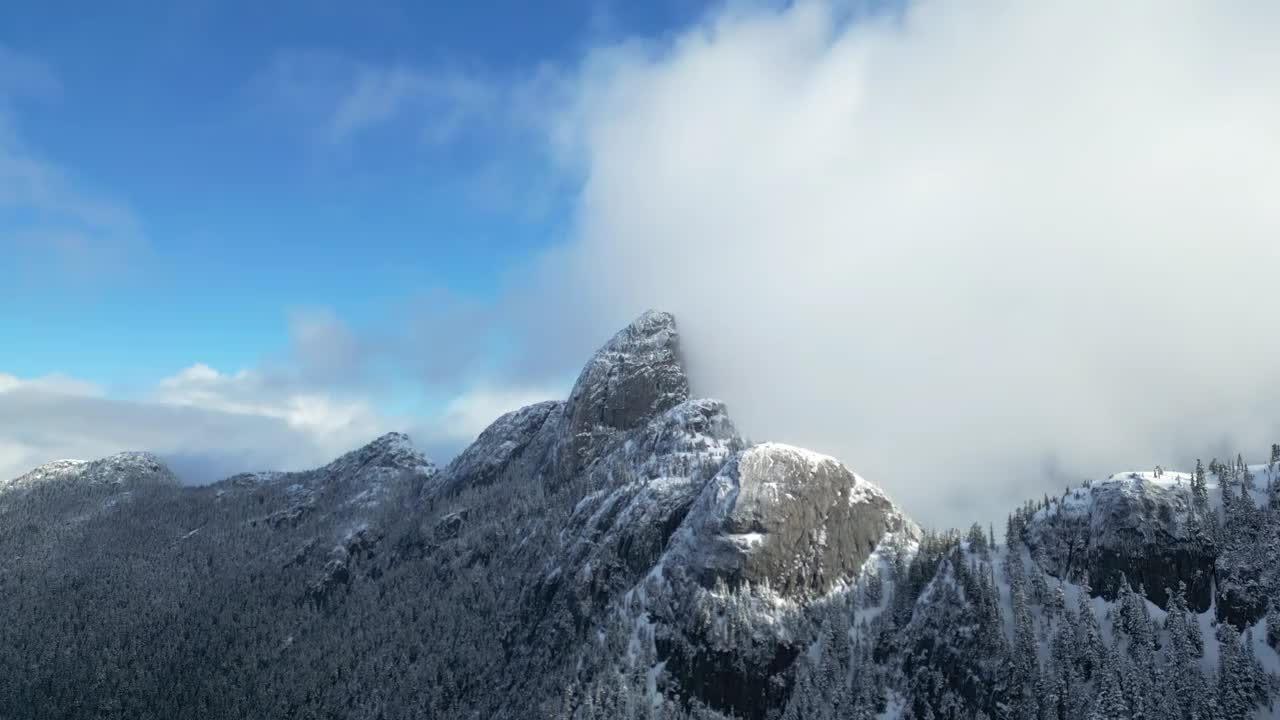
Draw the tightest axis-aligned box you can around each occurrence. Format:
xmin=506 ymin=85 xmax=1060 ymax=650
xmin=1024 ymin=473 xmax=1216 ymax=611
xmin=631 ymin=443 xmax=917 ymax=720
xmin=549 ymin=398 xmax=743 ymax=620
xmin=678 ymin=442 xmax=911 ymax=599
xmin=554 ymin=310 xmax=690 ymax=484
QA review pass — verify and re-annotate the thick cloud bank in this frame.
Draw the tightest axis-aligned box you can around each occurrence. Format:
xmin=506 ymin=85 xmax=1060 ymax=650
xmin=551 ymin=0 xmax=1280 ymax=528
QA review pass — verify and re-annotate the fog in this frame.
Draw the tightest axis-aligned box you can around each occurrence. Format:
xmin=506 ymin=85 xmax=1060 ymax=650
xmin=546 ymin=0 xmax=1280 ymax=529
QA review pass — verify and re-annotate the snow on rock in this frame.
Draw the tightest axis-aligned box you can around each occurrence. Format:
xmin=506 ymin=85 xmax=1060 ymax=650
xmin=627 ymin=439 xmax=917 ymax=720
xmin=553 ymin=310 xmax=690 ymax=485
xmin=435 ymin=400 xmax=562 ymax=494
xmin=1025 ymin=470 xmax=1216 ymax=611
xmin=672 ymin=442 xmax=916 ymax=600
xmin=317 ymin=431 xmax=436 ymax=482
xmin=549 ymin=398 xmax=743 ymax=617
xmin=2 ymin=452 xmax=179 ymax=491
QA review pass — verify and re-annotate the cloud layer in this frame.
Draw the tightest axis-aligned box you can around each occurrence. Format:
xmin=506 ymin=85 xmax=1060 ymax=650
xmin=7 ymin=2 xmax=1280 ymax=534
xmin=546 ymin=0 xmax=1280 ymax=528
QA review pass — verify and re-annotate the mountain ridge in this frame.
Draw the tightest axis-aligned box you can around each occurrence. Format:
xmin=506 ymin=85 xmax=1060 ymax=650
xmin=1 ymin=311 xmax=1277 ymax=719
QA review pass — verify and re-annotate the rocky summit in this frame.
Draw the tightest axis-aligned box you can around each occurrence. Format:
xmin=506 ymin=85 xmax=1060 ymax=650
xmin=1 ymin=312 xmax=1278 ymax=720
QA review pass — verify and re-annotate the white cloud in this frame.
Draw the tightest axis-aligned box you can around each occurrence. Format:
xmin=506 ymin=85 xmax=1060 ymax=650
xmin=11 ymin=1 xmax=1280 ymax=537
xmin=437 ymin=384 xmax=561 ymax=443
xmin=0 ymin=361 xmax=559 ymax=485
xmin=0 ymin=372 xmax=101 ymax=397
xmin=0 ymin=365 xmax=393 ymax=484
xmin=540 ymin=0 xmax=1280 ymax=529
xmin=155 ymin=363 xmax=385 ymax=444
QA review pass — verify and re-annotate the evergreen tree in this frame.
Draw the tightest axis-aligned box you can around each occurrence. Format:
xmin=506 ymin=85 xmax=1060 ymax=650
xmin=1164 ymin=583 xmax=1203 ymax=659
xmin=1267 ymin=605 xmax=1280 ymax=651
xmin=966 ymin=523 xmax=988 ymax=556
xmin=1090 ymin=647 xmax=1130 ymax=720
xmin=1214 ymin=623 xmax=1266 ymax=718
xmin=1192 ymin=459 xmax=1209 ymax=509
xmin=1075 ymin=583 xmax=1104 ymax=681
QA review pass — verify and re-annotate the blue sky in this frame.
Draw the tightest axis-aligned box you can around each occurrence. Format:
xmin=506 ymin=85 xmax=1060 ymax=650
xmin=0 ymin=0 xmax=709 ymax=391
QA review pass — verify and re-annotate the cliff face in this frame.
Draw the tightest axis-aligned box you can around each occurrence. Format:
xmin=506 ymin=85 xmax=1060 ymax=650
xmin=1024 ymin=472 xmax=1217 ymax=611
xmin=1024 ymin=468 xmax=1277 ymax=628
xmin=673 ymin=442 xmax=912 ymax=600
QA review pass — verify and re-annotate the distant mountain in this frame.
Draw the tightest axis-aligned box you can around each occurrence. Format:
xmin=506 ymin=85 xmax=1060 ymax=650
xmin=1 ymin=311 xmax=1278 ymax=719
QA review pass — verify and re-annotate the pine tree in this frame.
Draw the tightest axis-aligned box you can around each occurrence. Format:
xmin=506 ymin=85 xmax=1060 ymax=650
xmin=1267 ymin=605 xmax=1280 ymax=651
xmin=1165 ymin=583 xmax=1203 ymax=659
xmin=1192 ymin=459 xmax=1209 ymax=508
xmin=1091 ymin=647 xmax=1130 ymax=720
xmin=1075 ymin=583 xmax=1104 ymax=681
xmin=1214 ymin=623 xmax=1263 ymax=718
xmin=1118 ymin=580 xmax=1155 ymax=655
xmin=1048 ymin=605 xmax=1078 ymax=720
xmin=1009 ymin=577 xmax=1040 ymax=720
xmin=863 ymin=567 xmax=883 ymax=608
xmin=966 ymin=523 xmax=988 ymax=555
xmin=1238 ymin=629 xmax=1268 ymax=711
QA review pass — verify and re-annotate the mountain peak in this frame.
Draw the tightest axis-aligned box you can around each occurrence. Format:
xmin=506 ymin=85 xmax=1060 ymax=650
xmin=554 ymin=310 xmax=690 ymax=481
xmin=318 ymin=431 xmax=436 ymax=479
xmin=4 ymin=451 xmax=178 ymax=489
xmin=366 ymin=431 xmax=415 ymax=453
xmin=619 ymin=308 xmax=677 ymax=337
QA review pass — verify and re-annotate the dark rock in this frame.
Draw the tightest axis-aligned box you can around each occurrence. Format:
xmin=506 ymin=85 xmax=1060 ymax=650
xmin=675 ymin=442 xmax=911 ymax=599
xmin=554 ymin=310 xmax=690 ymax=484
xmin=1024 ymin=474 xmax=1216 ymax=611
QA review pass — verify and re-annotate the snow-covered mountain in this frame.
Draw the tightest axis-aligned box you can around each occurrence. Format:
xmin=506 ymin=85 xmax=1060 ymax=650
xmin=1 ymin=311 xmax=1277 ymax=719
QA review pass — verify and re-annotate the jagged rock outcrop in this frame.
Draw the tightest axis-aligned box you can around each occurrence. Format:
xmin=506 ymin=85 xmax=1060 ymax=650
xmin=547 ymin=398 xmax=743 ymax=619
xmin=1024 ymin=472 xmax=1216 ymax=611
xmin=553 ymin=309 xmax=690 ymax=484
xmin=632 ymin=441 xmax=917 ymax=719
xmin=674 ymin=442 xmax=913 ymax=599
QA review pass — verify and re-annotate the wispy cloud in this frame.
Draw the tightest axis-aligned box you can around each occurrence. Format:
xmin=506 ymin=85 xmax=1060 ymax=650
xmin=0 ymin=358 xmax=560 ymax=485
xmin=260 ymin=50 xmax=503 ymax=146
xmin=0 ymin=45 xmax=145 ymax=281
